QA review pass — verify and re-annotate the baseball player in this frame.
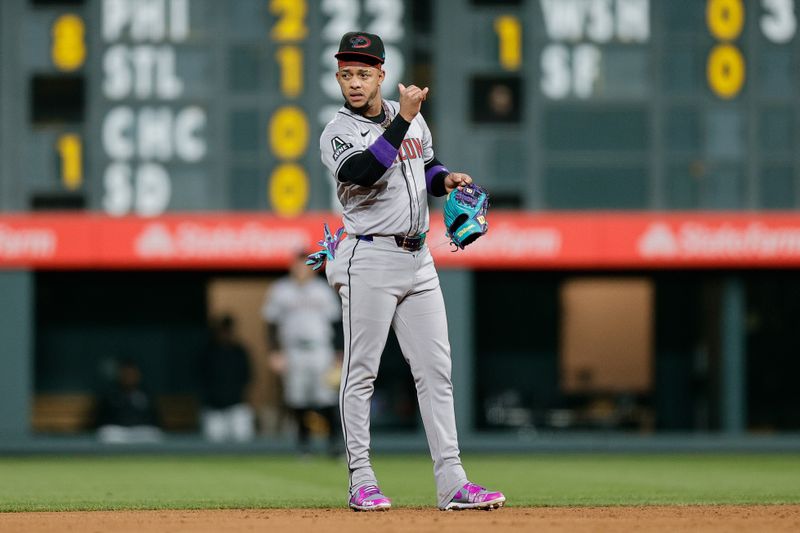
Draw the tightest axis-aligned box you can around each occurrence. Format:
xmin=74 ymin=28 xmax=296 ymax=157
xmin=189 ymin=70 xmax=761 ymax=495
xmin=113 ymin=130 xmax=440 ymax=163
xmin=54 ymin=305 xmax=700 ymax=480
xmin=262 ymin=251 xmax=342 ymax=456
xmin=319 ymin=32 xmax=506 ymax=511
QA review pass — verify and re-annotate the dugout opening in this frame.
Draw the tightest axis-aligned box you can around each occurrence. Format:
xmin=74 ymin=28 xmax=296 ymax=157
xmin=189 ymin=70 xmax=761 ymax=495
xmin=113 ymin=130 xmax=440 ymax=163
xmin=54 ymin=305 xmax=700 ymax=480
xmin=30 ymin=270 xmax=420 ymax=438
xmin=474 ymin=270 xmax=800 ymax=433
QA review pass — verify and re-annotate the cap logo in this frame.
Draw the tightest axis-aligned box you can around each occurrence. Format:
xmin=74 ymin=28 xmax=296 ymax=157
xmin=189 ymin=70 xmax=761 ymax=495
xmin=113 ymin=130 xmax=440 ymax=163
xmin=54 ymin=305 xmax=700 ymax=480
xmin=349 ymin=35 xmax=371 ymax=48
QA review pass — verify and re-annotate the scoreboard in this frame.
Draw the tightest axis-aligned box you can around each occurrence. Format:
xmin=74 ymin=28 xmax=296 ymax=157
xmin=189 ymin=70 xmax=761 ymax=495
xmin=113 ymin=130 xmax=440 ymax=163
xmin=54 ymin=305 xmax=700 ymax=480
xmin=0 ymin=0 xmax=408 ymax=216
xmin=1 ymin=0 xmax=799 ymax=216
xmin=434 ymin=0 xmax=800 ymax=211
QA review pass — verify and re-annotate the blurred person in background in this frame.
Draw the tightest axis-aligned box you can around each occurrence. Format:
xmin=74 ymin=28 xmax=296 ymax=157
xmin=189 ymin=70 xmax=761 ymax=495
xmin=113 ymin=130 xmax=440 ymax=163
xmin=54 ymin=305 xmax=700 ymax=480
xmin=262 ymin=251 xmax=343 ymax=457
xmin=199 ymin=314 xmax=255 ymax=442
xmin=96 ymin=358 xmax=163 ymax=444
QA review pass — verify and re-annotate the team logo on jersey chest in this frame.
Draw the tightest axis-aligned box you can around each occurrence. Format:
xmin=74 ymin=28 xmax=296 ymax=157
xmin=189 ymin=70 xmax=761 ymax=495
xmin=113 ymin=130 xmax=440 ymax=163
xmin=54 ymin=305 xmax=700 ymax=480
xmin=331 ymin=136 xmax=353 ymax=161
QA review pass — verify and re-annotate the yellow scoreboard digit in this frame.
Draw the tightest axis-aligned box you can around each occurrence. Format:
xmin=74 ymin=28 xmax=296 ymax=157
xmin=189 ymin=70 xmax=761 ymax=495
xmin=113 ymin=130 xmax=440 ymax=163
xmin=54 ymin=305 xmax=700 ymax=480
xmin=494 ymin=15 xmax=522 ymax=72
xmin=56 ymin=133 xmax=83 ymax=191
xmin=275 ymin=46 xmax=303 ymax=98
xmin=707 ymin=44 xmax=746 ymax=99
xmin=51 ymin=14 xmax=86 ymax=72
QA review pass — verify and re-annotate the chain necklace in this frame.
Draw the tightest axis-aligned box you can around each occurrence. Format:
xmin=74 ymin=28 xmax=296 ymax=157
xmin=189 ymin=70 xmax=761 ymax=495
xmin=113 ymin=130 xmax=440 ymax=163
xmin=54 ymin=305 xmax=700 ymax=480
xmin=380 ymin=101 xmax=392 ymax=129
xmin=346 ymin=100 xmax=391 ymax=129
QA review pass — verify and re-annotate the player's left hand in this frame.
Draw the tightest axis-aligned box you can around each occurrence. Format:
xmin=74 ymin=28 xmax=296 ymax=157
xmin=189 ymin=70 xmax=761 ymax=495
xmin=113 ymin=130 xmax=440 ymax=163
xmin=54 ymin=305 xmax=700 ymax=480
xmin=444 ymin=172 xmax=473 ymax=193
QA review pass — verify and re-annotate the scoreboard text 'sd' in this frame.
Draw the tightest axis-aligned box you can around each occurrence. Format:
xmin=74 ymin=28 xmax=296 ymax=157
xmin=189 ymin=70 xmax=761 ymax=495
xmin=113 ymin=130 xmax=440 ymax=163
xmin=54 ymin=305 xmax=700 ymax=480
xmin=1 ymin=0 xmax=408 ymax=216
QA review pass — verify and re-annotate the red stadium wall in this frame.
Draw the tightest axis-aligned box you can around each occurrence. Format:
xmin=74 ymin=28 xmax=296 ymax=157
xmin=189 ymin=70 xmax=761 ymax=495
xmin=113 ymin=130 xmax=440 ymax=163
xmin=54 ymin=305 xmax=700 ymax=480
xmin=2 ymin=211 xmax=800 ymax=270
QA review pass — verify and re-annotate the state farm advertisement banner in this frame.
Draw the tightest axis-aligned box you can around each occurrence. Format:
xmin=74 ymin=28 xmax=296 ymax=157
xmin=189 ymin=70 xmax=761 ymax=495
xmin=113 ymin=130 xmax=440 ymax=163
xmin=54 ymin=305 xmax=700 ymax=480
xmin=0 ymin=214 xmax=331 ymax=269
xmin=3 ymin=212 xmax=800 ymax=270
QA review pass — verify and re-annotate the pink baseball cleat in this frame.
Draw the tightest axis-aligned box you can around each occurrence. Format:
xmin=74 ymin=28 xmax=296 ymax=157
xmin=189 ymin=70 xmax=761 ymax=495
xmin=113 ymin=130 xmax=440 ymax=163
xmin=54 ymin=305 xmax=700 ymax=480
xmin=349 ymin=484 xmax=392 ymax=511
xmin=442 ymin=482 xmax=506 ymax=510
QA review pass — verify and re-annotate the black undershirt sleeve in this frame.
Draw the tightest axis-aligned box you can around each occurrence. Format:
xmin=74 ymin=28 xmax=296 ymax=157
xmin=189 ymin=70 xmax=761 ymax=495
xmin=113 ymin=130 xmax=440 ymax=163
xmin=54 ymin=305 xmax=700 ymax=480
xmin=382 ymin=115 xmax=412 ymax=147
xmin=424 ymin=157 xmax=449 ymax=197
xmin=337 ymin=115 xmax=411 ymax=187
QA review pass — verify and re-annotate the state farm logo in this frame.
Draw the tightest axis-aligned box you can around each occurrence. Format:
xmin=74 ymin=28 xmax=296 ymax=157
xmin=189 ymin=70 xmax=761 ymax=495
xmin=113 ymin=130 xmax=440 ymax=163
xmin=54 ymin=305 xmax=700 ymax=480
xmin=0 ymin=224 xmax=56 ymax=258
xmin=134 ymin=222 xmax=308 ymax=258
xmin=638 ymin=223 xmax=679 ymax=257
xmin=135 ymin=224 xmax=175 ymax=256
xmin=638 ymin=221 xmax=800 ymax=259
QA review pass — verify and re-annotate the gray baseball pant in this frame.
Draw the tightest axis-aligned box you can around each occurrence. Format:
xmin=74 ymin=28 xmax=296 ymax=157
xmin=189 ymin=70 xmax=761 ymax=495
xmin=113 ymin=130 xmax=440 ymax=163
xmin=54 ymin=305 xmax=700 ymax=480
xmin=326 ymin=235 xmax=468 ymax=508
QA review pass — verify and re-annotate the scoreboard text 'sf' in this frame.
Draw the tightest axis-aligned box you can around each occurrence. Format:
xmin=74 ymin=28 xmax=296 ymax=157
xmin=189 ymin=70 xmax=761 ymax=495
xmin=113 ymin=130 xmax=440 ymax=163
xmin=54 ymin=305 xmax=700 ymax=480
xmin=435 ymin=0 xmax=800 ymax=211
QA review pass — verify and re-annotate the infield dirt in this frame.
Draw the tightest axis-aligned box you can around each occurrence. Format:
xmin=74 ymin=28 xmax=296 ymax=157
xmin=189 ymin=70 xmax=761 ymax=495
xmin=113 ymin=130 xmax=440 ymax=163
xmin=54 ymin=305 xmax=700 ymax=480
xmin=1 ymin=505 xmax=799 ymax=533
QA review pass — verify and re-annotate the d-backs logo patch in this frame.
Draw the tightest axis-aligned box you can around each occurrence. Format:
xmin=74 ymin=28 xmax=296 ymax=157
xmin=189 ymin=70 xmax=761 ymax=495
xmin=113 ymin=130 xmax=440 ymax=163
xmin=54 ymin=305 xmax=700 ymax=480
xmin=350 ymin=35 xmax=371 ymax=48
xmin=331 ymin=136 xmax=353 ymax=161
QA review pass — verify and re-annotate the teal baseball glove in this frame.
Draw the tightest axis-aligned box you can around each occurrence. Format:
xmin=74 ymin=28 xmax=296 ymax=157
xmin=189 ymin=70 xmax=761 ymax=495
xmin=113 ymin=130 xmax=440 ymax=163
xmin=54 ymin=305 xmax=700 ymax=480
xmin=444 ymin=184 xmax=489 ymax=250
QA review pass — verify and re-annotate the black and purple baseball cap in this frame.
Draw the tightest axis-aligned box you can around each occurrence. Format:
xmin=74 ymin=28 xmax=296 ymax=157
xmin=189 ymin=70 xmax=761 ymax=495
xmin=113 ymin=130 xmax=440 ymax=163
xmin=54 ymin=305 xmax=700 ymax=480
xmin=335 ymin=32 xmax=385 ymax=66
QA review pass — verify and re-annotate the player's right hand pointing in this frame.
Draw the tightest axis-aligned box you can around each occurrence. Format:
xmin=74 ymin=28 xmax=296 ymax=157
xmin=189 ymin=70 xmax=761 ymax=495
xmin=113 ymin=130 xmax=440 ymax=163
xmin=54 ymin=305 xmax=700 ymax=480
xmin=398 ymin=83 xmax=429 ymax=122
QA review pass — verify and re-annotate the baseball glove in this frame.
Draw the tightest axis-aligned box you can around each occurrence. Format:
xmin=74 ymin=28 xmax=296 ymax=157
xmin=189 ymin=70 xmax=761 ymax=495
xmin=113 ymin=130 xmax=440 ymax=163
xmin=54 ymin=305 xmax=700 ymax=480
xmin=306 ymin=223 xmax=345 ymax=270
xmin=443 ymin=184 xmax=489 ymax=250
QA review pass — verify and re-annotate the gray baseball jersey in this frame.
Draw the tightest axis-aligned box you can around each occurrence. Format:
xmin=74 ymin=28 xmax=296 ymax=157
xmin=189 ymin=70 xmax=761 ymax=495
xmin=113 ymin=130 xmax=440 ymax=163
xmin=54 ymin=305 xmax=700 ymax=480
xmin=262 ymin=277 xmax=340 ymax=408
xmin=320 ymin=100 xmax=433 ymax=237
xmin=320 ymin=102 xmax=468 ymax=508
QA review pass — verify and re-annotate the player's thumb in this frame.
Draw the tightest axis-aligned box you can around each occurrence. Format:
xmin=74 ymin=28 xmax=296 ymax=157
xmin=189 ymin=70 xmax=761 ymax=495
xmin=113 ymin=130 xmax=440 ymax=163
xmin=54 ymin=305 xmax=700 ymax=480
xmin=398 ymin=83 xmax=406 ymax=93
xmin=421 ymin=87 xmax=429 ymax=99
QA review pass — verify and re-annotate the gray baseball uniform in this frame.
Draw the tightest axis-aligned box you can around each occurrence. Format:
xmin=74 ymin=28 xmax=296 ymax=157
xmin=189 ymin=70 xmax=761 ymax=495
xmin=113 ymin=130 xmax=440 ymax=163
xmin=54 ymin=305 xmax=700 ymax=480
xmin=261 ymin=276 xmax=340 ymax=408
xmin=320 ymin=100 xmax=468 ymax=508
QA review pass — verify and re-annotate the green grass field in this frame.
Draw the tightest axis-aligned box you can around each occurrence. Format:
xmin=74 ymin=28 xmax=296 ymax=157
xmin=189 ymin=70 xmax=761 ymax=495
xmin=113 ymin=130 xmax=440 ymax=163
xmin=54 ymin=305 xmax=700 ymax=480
xmin=1 ymin=454 xmax=799 ymax=512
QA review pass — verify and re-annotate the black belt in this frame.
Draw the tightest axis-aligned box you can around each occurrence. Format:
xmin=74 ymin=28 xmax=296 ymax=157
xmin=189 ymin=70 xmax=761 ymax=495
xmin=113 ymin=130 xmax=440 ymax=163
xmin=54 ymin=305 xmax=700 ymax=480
xmin=357 ymin=234 xmax=426 ymax=252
